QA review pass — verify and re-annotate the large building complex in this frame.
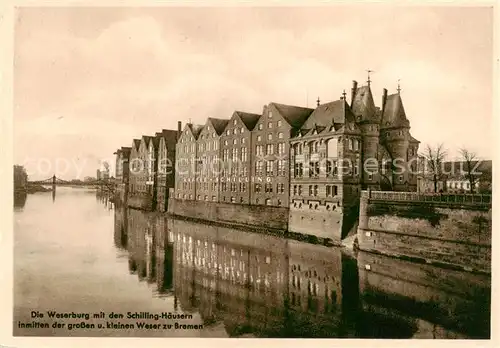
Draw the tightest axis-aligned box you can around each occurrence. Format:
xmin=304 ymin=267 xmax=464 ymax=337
xmin=114 ymin=77 xmax=420 ymax=240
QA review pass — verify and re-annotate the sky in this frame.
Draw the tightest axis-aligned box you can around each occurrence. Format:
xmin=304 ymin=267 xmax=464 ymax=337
xmin=13 ymin=6 xmax=494 ymax=180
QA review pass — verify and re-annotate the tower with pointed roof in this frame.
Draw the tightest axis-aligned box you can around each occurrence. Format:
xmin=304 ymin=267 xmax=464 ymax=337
xmin=379 ymin=84 xmax=419 ymax=191
xmin=350 ymin=80 xmax=381 ymax=190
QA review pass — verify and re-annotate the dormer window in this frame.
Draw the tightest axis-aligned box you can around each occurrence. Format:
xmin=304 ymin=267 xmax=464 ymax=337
xmin=233 ymin=120 xmax=237 ymax=125
xmin=258 ymin=124 xmax=263 ymax=130
xmin=269 ymin=111 xmax=273 ymax=118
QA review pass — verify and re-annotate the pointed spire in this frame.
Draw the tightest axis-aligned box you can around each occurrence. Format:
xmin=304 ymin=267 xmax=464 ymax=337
xmin=397 ymin=79 xmax=401 ymax=94
xmin=366 ymin=69 xmax=374 ymax=86
xmin=316 ymin=97 xmax=320 ymax=107
xmin=342 ymin=89 xmax=347 ymax=100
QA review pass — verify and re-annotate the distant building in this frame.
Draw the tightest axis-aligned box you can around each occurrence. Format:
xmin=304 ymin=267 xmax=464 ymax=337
xmin=443 ymin=160 xmax=492 ymax=194
xmin=155 ymin=127 xmax=180 ymax=212
xmin=195 ymin=118 xmax=228 ymax=203
xmin=96 ymin=169 xmax=101 ymax=181
xmin=175 ymin=123 xmax=203 ymax=200
xmin=220 ymin=111 xmax=259 ymax=204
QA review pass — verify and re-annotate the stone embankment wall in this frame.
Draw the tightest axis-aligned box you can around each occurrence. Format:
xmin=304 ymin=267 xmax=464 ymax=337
xmin=357 ymin=191 xmax=492 ymax=273
xmin=168 ymin=198 xmax=289 ymax=231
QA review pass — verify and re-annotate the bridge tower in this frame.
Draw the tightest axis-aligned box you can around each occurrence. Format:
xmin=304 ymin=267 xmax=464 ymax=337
xmin=52 ymin=174 xmax=56 ymax=193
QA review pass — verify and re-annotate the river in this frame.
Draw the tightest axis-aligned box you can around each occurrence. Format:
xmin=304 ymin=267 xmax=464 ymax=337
xmin=13 ymin=187 xmax=491 ymax=338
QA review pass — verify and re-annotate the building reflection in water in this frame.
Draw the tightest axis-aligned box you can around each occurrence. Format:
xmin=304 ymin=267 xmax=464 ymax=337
xmin=14 ymin=192 xmax=28 ymax=211
xmin=114 ymin=208 xmax=490 ymax=339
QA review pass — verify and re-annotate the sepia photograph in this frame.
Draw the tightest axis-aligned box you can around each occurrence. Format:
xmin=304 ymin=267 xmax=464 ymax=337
xmin=9 ymin=3 xmax=494 ymax=340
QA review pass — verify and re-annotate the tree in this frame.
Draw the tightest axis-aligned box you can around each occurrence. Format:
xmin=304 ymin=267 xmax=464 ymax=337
xmin=13 ymin=165 xmax=28 ymax=190
xmin=459 ymin=148 xmax=479 ymax=194
xmin=420 ymin=144 xmax=447 ymax=193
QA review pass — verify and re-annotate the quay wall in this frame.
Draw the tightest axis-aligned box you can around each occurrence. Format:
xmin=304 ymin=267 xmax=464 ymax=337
xmin=127 ymin=193 xmax=153 ymax=211
xmin=167 ymin=198 xmax=289 ymax=231
xmin=357 ymin=191 xmax=492 ymax=273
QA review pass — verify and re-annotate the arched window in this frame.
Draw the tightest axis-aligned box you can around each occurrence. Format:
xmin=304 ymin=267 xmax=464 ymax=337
xmin=327 ymin=138 xmax=338 ymax=159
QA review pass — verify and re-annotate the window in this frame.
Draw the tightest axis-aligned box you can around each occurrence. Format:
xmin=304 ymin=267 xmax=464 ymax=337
xmin=277 ymin=120 xmax=282 ymax=127
xmin=278 ymin=132 xmax=283 ymax=139
xmin=326 ymin=160 xmax=332 ymax=175
xmin=233 ymin=128 xmax=237 ymax=135
xmin=294 ymin=162 xmax=304 ymax=177
xmin=265 ymin=198 xmax=272 ymax=206
xmin=240 ymin=182 xmax=247 ymax=192
xmin=348 ymin=138 xmax=353 ymax=150
xmin=309 ymin=185 xmax=313 ymax=196
xmin=268 ymin=111 xmax=273 ymax=118
xmin=314 ymin=185 xmax=318 ymax=196
xmin=233 ymin=139 xmax=237 ymax=145
xmin=277 ymin=183 xmax=285 ymax=194
xmin=258 ymin=124 xmax=263 ymax=130
xmin=257 ymin=135 xmax=262 ymax=142
xmin=256 ymin=145 xmax=264 ymax=156
xmin=277 ymin=199 xmax=282 ymax=206
xmin=266 ymin=160 xmax=274 ymax=176
xmin=224 ymin=140 xmax=228 ymax=146
xmin=226 ymin=130 xmax=230 ymax=135
xmin=241 ymin=147 xmax=248 ymax=162
xmin=399 ymin=175 xmax=403 ymax=182
xmin=212 ymin=196 xmax=216 ymax=201
xmin=326 ymin=185 xmax=331 ymax=196
xmin=204 ymin=195 xmax=208 ymax=201
xmin=256 ymin=161 xmax=264 ymax=175
xmin=265 ymin=183 xmax=273 ymax=193
xmin=241 ymin=127 xmax=245 ymax=133
xmin=255 ymin=183 xmax=262 ymax=193
xmin=333 ymin=185 xmax=338 ymax=196
xmin=293 ymin=185 xmax=297 ymax=195
xmin=278 ymin=142 xmax=285 ymax=155
xmin=309 ymin=161 xmax=319 ymax=177
xmin=267 ymin=122 xmax=273 ymax=129
xmin=368 ymin=173 xmax=373 ymax=180
xmin=267 ymin=134 xmax=273 ymax=141
xmin=231 ymin=197 xmax=236 ymax=203
xmin=298 ymin=185 xmax=302 ymax=195
xmin=278 ymin=160 xmax=286 ymax=176
xmin=242 ymin=138 xmax=246 ymax=144
xmin=266 ymin=144 xmax=274 ymax=155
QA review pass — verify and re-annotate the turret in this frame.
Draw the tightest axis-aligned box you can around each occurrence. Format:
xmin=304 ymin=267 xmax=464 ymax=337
xmin=380 ymin=88 xmax=411 ymax=191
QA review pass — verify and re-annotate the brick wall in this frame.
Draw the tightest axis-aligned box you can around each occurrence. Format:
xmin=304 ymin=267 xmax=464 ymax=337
xmin=357 ymin=194 xmax=492 ymax=273
xmin=168 ymin=198 xmax=289 ymax=230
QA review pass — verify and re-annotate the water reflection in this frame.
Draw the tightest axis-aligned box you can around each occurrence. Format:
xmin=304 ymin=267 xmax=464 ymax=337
xmin=115 ymin=207 xmax=491 ymax=339
xmin=14 ymin=192 xmax=28 ymax=211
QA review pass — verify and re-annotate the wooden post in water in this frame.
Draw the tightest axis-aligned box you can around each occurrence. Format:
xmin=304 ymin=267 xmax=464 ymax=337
xmin=52 ymin=174 xmax=56 ymax=194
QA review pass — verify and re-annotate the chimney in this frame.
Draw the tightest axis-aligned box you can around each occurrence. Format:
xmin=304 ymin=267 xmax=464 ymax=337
xmin=381 ymin=88 xmax=388 ymax=114
xmin=351 ymin=80 xmax=358 ymax=106
xmin=177 ymin=121 xmax=182 ymax=138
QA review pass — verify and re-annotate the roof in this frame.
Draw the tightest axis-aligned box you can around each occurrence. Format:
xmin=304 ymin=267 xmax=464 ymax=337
xmin=381 ymin=93 xmax=410 ymax=129
xmin=132 ymin=139 xmax=141 ymax=151
xmin=409 ymin=134 xmax=420 ymax=143
xmin=208 ymin=117 xmax=230 ymax=135
xmin=301 ymin=99 xmax=354 ymax=129
xmin=234 ymin=111 xmax=261 ymax=131
xmin=271 ymin=103 xmax=314 ymax=128
xmin=351 ymin=85 xmax=378 ymax=122
xmin=187 ymin=123 xmax=204 ymax=139
xmin=141 ymin=135 xmax=152 ymax=147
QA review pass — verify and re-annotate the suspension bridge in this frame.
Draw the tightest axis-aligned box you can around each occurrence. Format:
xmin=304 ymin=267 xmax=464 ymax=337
xmin=28 ymin=175 xmax=115 ymax=193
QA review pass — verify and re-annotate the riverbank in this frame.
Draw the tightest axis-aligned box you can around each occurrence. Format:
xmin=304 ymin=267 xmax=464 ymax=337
xmin=15 ymin=184 xmax=52 ymax=194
